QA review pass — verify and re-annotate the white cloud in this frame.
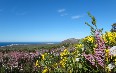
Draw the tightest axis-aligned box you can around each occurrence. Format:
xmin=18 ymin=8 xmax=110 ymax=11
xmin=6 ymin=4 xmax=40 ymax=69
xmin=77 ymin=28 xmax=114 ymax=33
xmin=57 ymin=8 xmax=68 ymax=16
xmin=71 ymin=15 xmax=82 ymax=19
xmin=58 ymin=9 xmax=66 ymax=13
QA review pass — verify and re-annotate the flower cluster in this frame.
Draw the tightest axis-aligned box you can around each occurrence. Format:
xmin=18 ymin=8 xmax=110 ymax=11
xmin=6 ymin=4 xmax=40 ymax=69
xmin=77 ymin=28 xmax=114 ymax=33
xmin=83 ymin=30 xmax=105 ymax=68
xmin=103 ymin=32 xmax=116 ymax=46
xmin=83 ymin=36 xmax=95 ymax=44
xmin=0 ymin=51 xmax=39 ymax=73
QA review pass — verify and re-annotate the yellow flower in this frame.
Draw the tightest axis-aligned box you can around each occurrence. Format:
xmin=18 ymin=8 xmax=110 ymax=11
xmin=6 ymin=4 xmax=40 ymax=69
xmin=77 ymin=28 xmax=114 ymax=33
xmin=106 ymin=66 xmax=111 ymax=72
xmin=105 ymin=49 xmax=109 ymax=62
xmin=111 ymin=55 xmax=112 ymax=59
xmin=115 ymin=59 xmax=116 ymax=65
xmin=41 ymin=54 xmax=45 ymax=60
xmin=60 ymin=49 xmax=69 ymax=59
xmin=35 ymin=60 xmax=40 ymax=67
xmin=60 ymin=57 xmax=67 ymax=68
xmin=42 ymin=68 xmax=48 ymax=73
xmin=83 ymin=36 xmax=94 ymax=43
xmin=105 ymin=49 xmax=109 ymax=56
xmin=75 ymin=44 xmax=83 ymax=49
xmin=52 ymin=63 xmax=58 ymax=68
xmin=64 ymin=49 xmax=69 ymax=54
xmin=106 ymin=49 xmax=110 ymax=53
xmin=69 ymin=70 xmax=72 ymax=73
xmin=103 ymin=32 xmax=116 ymax=46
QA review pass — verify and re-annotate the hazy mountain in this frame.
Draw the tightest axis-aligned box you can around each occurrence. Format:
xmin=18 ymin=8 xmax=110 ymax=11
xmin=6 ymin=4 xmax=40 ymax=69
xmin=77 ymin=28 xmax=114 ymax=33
xmin=61 ymin=38 xmax=80 ymax=44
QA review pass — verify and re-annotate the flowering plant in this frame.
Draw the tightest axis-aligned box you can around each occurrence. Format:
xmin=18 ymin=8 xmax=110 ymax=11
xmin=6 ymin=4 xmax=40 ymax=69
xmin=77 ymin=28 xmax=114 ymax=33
xmin=1 ymin=12 xmax=116 ymax=73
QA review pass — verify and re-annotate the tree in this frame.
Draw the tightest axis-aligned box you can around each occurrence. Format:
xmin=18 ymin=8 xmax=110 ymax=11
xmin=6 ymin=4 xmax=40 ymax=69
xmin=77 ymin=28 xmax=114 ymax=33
xmin=111 ymin=23 xmax=116 ymax=32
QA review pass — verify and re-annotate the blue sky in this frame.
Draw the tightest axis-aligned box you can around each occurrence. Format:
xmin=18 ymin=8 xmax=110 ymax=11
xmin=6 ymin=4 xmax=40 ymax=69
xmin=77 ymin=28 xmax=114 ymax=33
xmin=0 ymin=0 xmax=116 ymax=42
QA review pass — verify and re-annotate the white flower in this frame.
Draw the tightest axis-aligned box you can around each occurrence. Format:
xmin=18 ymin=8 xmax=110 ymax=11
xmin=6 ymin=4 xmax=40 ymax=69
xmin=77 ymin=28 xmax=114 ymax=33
xmin=13 ymin=65 xmax=18 ymax=68
xmin=2 ymin=64 xmax=5 ymax=67
xmin=76 ymin=58 xmax=80 ymax=61
xmin=29 ymin=53 xmax=33 ymax=55
xmin=109 ymin=46 xmax=116 ymax=56
xmin=107 ymin=63 xmax=115 ymax=70
xmin=81 ymin=48 xmax=84 ymax=51
xmin=20 ymin=68 xmax=23 ymax=71
xmin=78 ymin=54 xmax=81 ymax=56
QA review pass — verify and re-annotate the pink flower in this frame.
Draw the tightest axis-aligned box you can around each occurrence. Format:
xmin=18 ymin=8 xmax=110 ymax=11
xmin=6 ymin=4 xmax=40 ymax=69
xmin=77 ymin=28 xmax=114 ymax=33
xmin=83 ymin=30 xmax=105 ymax=68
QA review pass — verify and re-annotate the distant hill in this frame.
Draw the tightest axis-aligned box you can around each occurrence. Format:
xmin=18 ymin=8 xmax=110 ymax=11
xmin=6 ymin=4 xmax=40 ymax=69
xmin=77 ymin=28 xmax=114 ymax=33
xmin=61 ymin=38 xmax=80 ymax=44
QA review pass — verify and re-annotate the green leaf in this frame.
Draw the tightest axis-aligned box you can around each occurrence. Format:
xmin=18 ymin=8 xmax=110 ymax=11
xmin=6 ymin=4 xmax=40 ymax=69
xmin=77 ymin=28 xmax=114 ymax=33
xmin=79 ymin=63 xmax=82 ymax=69
xmin=83 ymin=67 xmax=88 ymax=71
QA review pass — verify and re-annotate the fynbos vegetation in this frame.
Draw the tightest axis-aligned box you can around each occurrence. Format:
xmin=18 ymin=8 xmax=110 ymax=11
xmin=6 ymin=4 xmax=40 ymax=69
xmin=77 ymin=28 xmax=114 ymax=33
xmin=0 ymin=13 xmax=116 ymax=73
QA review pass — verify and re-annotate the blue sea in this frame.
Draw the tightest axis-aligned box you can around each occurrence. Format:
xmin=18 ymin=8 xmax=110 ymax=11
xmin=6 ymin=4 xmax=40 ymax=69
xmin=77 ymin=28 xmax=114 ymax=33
xmin=0 ymin=42 xmax=60 ymax=47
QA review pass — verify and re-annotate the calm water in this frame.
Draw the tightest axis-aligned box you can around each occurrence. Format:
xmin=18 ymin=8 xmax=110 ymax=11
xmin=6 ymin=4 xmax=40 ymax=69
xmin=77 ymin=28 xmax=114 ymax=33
xmin=0 ymin=42 xmax=60 ymax=47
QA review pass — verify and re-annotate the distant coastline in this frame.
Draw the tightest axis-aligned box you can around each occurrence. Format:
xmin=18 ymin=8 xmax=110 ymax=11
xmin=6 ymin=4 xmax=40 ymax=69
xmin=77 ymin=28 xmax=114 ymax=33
xmin=0 ymin=42 xmax=61 ymax=47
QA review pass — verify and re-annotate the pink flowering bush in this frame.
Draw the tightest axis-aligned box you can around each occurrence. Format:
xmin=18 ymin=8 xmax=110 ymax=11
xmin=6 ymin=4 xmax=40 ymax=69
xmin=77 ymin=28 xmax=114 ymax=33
xmin=82 ymin=12 xmax=116 ymax=72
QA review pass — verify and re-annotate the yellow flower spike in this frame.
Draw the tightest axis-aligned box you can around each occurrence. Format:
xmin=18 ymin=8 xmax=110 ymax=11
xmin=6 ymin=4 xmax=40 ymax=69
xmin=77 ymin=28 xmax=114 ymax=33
xmin=105 ymin=49 xmax=110 ymax=62
xmin=75 ymin=44 xmax=83 ymax=49
xmin=106 ymin=58 xmax=108 ymax=62
xmin=105 ymin=49 xmax=109 ymax=53
xmin=70 ymin=70 xmax=72 ymax=73
xmin=108 ymin=68 xmax=111 ymax=72
xmin=64 ymin=49 xmax=67 ymax=52
xmin=41 ymin=54 xmax=45 ymax=60
xmin=60 ymin=52 xmax=65 ymax=59
xmin=35 ymin=60 xmax=40 ymax=67
xmin=103 ymin=32 xmax=116 ymax=46
xmin=60 ymin=58 xmax=67 ymax=68
xmin=106 ymin=66 xmax=111 ymax=72
xmin=60 ymin=49 xmax=69 ymax=57
xmin=42 ymin=68 xmax=48 ymax=73
xmin=53 ymin=63 xmax=58 ymax=68
xmin=111 ymin=55 xmax=112 ymax=59
xmin=115 ymin=59 xmax=116 ymax=65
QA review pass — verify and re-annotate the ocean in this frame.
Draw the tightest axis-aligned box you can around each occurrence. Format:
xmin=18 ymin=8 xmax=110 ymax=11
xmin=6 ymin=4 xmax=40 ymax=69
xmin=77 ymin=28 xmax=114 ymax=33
xmin=0 ymin=42 xmax=60 ymax=47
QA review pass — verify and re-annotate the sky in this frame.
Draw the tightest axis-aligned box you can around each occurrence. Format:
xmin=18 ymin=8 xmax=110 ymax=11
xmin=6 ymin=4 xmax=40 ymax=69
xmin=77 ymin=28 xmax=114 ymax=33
xmin=0 ymin=0 xmax=116 ymax=42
